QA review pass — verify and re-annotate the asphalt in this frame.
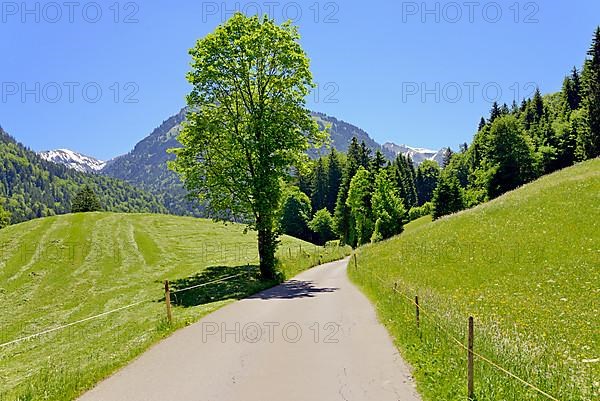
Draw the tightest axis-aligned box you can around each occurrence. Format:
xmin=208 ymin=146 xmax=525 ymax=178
xmin=78 ymin=258 xmax=422 ymax=401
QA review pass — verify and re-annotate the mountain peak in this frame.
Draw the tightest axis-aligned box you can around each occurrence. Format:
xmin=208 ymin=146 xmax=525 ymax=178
xmin=38 ymin=149 xmax=106 ymax=174
xmin=382 ymin=142 xmax=446 ymax=166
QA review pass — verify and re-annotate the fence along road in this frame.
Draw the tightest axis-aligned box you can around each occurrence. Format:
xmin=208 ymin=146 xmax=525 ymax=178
xmin=78 ymin=258 xmax=421 ymax=401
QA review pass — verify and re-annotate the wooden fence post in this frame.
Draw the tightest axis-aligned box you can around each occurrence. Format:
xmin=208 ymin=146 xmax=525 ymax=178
xmin=415 ymin=295 xmax=420 ymax=329
xmin=164 ymin=280 xmax=172 ymax=324
xmin=353 ymin=254 xmax=357 ymax=269
xmin=468 ymin=316 xmax=474 ymax=400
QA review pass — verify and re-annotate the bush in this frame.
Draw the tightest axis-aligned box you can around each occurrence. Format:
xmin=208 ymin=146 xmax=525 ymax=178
xmin=0 ymin=204 xmax=11 ymax=229
xmin=408 ymin=202 xmax=432 ymax=221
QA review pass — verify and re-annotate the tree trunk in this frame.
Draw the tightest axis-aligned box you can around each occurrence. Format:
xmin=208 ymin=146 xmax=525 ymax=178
xmin=257 ymin=216 xmax=277 ymax=280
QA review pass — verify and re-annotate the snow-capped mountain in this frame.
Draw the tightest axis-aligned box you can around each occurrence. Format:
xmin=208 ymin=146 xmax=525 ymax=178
xmin=382 ymin=142 xmax=447 ymax=166
xmin=38 ymin=149 xmax=106 ymax=174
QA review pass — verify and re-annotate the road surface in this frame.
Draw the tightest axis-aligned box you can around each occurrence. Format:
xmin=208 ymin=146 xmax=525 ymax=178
xmin=78 ymin=258 xmax=421 ymax=401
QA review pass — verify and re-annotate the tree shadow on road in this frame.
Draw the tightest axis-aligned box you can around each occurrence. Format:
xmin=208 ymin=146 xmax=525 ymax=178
xmin=169 ymin=264 xmax=272 ymax=307
xmin=167 ymin=266 xmax=339 ymax=307
xmin=249 ymin=280 xmax=338 ymax=300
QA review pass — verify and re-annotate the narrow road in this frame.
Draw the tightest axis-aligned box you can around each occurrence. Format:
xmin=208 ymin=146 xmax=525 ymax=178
xmin=78 ymin=258 xmax=421 ymax=401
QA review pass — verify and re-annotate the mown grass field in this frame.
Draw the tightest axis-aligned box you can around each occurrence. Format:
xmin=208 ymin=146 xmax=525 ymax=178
xmin=350 ymin=159 xmax=600 ymax=401
xmin=0 ymin=213 xmax=350 ymax=401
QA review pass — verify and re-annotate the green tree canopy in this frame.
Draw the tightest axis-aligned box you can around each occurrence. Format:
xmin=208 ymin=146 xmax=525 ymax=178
xmin=371 ymin=170 xmax=405 ymax=242
xmin=279 ymin=186 xmax=312 ymax=242
xmin=71 ymin=185 xmax=102 ymax=213
xmin=170 ymin=14 xmax=325 ymax=279
xmin=415 ymin=160 xmax=440 ymax=205
xmin=432 ymin=174 xmax=464 ymax=220
xmin=333 ymin=137 xmax=363 ymax=246
xmin=308 ymin=208 xmax=336 ymax=245
xmin=326 ymin=148 xmax=343 ymax=213
xmin=481 ymin=115 xmax=536 ymax=198
xmin=346 ymin=167 xmax=373 ymax=246
xmin=581 ymin=26 xmax=600 ymax=158
xmin=311 ymin=157 xmax=328 ymax=213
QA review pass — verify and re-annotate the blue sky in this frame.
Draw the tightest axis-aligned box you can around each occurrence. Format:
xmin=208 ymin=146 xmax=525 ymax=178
xmin=1 ymin=0 xmax=599 ymax=160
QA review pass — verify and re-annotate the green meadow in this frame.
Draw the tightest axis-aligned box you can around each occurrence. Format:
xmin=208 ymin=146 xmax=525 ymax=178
xmin=350 ymin=159 xmax=600 ymax=401
xmin=0 ymin=213 xmax=350 ymax=400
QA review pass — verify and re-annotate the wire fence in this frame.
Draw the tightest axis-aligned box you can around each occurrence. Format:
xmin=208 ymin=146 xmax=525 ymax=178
xmin=1 ymin=256 xmax=565 ymax=401
xmin=0 ymin=270 xmax=251 ymax=350
xmin=366 ymin=264 xmax=561 ymax=401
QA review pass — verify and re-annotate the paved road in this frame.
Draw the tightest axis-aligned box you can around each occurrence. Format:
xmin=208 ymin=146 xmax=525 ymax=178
xmin=78 ymin=258 xmax=421 ymax=401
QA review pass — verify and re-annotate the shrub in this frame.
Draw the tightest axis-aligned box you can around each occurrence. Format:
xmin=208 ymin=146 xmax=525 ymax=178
xmin=408 ymin=202 xmax=432 ymax=221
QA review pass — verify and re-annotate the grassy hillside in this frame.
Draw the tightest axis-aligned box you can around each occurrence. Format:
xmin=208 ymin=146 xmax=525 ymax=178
xmin=350 ymin=159 xmax=599 ymax=401
xmin=0 ymin=213 xmax=350 ymax=400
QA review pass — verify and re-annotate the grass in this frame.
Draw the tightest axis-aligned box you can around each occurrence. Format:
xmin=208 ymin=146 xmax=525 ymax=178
xmin=349 ymin=159 xmax=600 ymax=401
xmin=404 ymin=215 xmax=433 ymax=235
xmin=0 ymin=213 xmax=350 ymax=401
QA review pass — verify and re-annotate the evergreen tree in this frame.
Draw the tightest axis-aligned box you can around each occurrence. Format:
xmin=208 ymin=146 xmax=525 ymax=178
xmin=478 ymin=117 xmax=486 ymax=132
xmin=311 ymin=157 xmax=328 ymax=212
xmin=71 ymin=185 xmax=102 ymax=213
xmin=532 ymin=88 xmax=545 ymax=121
xmin=511 ymin=100 xmax=519 ymax=114
xmin=333 ymin=137 xmax=362 ymax=246
xmin=489 ymin=101 xmax=501 ymax=123
xmin=563 ymin=67 xmax=582 ymax=111
xmin=581 ymin=26 xmax=600 ymax=158
xmin=432 ymin=175 xmax=464 ymax=219
xmin=391 ymin=154 xmax=418 ymax=209
xmin=370 ymin=149 xmax=387 ymax=175
xmin=359 ymin=141 xmax=372 ymax=169
xmin=415 ymin=160 xmax=441 ymax=205
xmin=326 ymin=148 xmax=343 ymax=213
xmin=406 ymin=156 xmax=418 ymax=206
xmin=296 ymin=164 xmax=313 ymax=198
xmin=346 ymin=137 xmax=362 ymax=173
xmin=441 ymin=147 xmax=454 ymax=168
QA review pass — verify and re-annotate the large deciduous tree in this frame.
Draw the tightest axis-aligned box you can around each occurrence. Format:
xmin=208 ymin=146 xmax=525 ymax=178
xmin=170 ymin=14 xmax=324 ymax=279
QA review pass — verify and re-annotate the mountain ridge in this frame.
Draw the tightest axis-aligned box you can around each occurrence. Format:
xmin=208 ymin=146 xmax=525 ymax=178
xmin=33 ymin=110 xmax=444 ymax=217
